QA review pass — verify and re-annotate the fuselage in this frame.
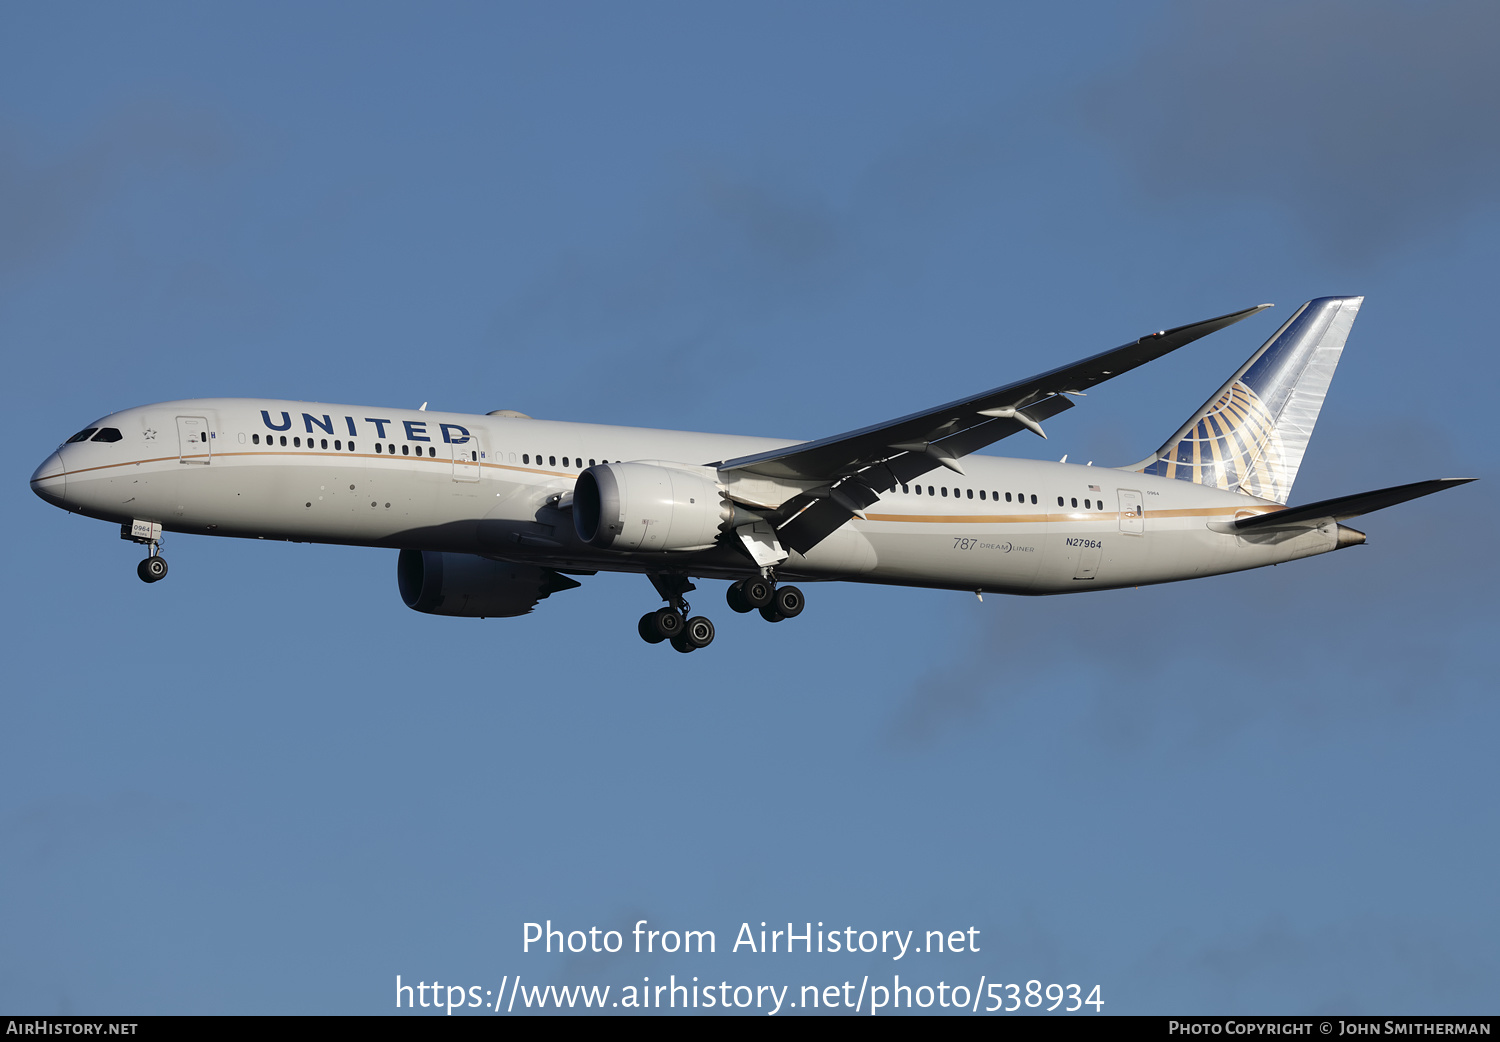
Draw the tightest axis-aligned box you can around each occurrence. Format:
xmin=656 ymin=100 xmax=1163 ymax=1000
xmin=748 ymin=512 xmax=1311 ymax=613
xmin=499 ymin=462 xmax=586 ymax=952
xmin=30 ymin=397 xmax=1342 ymax=596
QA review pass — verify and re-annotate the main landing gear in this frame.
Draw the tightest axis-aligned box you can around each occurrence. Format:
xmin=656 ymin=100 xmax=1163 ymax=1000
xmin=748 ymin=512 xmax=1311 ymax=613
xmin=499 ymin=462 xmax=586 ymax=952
xmin=725 ymin=576 xmax=804 ymax=623
xmin=638 ymin=573 xmax=715 ymax=653
xmin=636 ymin=572 xmax=806 ymax=652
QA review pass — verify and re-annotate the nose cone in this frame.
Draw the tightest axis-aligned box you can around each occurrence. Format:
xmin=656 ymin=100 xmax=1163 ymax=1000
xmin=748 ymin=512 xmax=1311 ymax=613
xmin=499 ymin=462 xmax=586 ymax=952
xmin=30 ymin=451 xmax=67 ymax=507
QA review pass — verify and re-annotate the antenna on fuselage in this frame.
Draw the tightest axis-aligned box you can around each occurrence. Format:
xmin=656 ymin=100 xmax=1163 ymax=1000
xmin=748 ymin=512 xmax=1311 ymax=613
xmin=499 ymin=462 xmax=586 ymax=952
xmin=419 ymin=402 xmax=428 ymax=411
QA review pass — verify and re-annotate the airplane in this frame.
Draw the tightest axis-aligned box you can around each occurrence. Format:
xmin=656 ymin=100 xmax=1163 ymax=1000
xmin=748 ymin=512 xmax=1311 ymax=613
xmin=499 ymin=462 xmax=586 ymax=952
xmin=29 ymin=295 xmax=1471 ymax=653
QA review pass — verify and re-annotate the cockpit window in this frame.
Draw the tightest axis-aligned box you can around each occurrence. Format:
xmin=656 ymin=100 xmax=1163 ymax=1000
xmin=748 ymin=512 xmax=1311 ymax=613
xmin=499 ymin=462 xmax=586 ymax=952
xmin=91 ymin=428 xmax=123 ymax=443
xmin=65 ymin=428 xmax=98 ymax=444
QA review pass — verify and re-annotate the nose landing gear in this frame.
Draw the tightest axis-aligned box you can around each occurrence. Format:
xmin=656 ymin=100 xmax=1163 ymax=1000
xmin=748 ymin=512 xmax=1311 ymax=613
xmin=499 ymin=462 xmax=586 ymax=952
xmin=122 ymin=520 xmax=168 ymax=583
xmin=137 ymin=552 xmax=168 ymax=583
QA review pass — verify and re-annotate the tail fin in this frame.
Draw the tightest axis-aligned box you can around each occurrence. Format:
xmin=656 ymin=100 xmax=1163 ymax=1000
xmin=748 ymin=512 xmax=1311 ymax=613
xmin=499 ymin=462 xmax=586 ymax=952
xmin=1124 ymin=295 xmax=1363 ymax=504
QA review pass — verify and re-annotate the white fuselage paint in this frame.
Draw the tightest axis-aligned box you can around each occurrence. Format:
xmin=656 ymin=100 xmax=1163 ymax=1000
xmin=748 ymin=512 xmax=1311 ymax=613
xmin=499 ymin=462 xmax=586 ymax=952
xmin=31 ymin=398 xmax=1338 ymax=595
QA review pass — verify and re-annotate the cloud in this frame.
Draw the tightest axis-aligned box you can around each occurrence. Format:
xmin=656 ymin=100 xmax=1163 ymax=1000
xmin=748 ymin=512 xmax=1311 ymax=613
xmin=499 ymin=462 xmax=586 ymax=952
xmin=480 ymin=116 xmax=1018 ymax=420
xmin=2 ymin=791 xmax=196 ymax=865
xmin=888 ymin=474 xmax=1496 ymax=749
xmin=1078 ymin=0 xmax=1500 ymax=260
xmin=1139 ymin=916 xmax=1491 ymax=1013
xmin=0 ymin=102 xmax=229 ymax=279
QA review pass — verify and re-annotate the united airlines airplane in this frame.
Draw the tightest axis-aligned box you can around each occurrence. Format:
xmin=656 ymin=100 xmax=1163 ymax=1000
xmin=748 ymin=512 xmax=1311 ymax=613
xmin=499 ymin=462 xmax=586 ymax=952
xmin=30 ymin=296 xmax=1470 ymax=653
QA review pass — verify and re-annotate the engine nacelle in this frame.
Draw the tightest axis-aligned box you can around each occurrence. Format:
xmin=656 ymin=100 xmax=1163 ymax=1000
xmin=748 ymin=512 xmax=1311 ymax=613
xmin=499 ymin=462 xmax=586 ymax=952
xmin=573 ymin=462 xmax=732 ymax=552
xmin=397 ymin=550 xmax=580 ymax=617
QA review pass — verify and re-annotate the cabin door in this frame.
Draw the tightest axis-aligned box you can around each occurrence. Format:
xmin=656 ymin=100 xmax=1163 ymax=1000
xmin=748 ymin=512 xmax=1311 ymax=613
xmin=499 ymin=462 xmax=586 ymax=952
xmin=176 ymin=416 xmax=211 ymax=464
xmin=1118 ymin=489 xmax=1144 ymax=534
xmin=452 ymin=432 xmax=481 ymax=482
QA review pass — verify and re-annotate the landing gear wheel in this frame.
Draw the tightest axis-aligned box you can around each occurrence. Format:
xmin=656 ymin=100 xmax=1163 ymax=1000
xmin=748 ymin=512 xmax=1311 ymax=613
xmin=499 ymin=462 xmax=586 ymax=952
xmin=137 ymin=556 xmax=168 ymax=583
xmin=684 ymin=616 xmax=715 ymax=649
xmin=670 ymin=634 xmax=696 ymax=653
xmin=638 ymin=612 xmax=667 ymax=644
xmin=652 ymin=607 xmax=684 ymax=641
xmin=726 ymin=582 xmax=753 ymax=614
xmin=772 ymin=585 xmax=804 ymax=619
xmin=742 ymin=577 xmax=774 ymax=609
xmin=759 ymin=604 xmax=785 ymax=623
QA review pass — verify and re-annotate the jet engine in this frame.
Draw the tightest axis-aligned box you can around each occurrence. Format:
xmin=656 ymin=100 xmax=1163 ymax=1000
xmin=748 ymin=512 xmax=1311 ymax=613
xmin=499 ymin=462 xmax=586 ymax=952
xmin=397 ymin=550 xmax=581 ymax=617
xmin=573 ymin=462 xmax=735 ymax=552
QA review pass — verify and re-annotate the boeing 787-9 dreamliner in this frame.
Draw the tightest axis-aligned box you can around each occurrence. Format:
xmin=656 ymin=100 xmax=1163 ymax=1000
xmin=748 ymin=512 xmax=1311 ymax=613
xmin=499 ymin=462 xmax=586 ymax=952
xmin=30 ymin=296 xmax=1471 ymax=652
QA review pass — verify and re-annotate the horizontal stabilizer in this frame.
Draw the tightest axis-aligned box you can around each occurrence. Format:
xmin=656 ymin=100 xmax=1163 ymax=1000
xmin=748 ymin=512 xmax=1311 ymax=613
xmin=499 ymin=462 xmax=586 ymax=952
xmin=1233 ymin=478 xmax=1474 ymax=530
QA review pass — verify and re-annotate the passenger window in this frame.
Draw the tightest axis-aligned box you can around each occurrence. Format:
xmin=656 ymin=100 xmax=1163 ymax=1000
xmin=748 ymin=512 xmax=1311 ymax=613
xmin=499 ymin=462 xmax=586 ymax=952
xmin=321 ymin=439 xmax=328 ymax=449
xmin=428 ymin=446 xmax=435 ymax=457
xmin=523 ymin=454 xmax=529 ymax=464
xmin=253 ymin=434 xmax=261 ymax=445
xmin=402 ymin=445 xmax=409 ymax=456
xmin=563 ymin=457 xmax=569 ymax=467
xmin=1070 ymin=497 xmax=1077 ymax=507
xmin=349 ymin=442 xmax=355 ymax=452
xmin=334 ymin=440 xmax=341 ymax=450
xmin=294 ymin=437 xmax=302 ymax=447
xmin=966 ymin=489 xmax=973 ymax=499
xmin=279 ymin=436 xmax=287 ymax=447
xmin=1006 ymin=493 xmax=1013 ymax=502
xmin=1084 ymin=499 xmax=1091 ymax=509
xmin=902 ymin=484 xmax=910 ymax=494
xmin=1057 ymin=496 xmax=1064 ymax=506
xmin=376 ymin=443 xmax=383 ymax=453
xmin=1030 ymin=495 xmax=1037 ymax=504
xmin=65 ymin=428 xmax=98 ymax=444
xmin=915 ymin=485 xmax=922 ymax=495
xmin=928 ymin=486 xmax=934 ymax=496
xmin=549 ymin=456 xmax=556 ymax=467
xmin=471 ymin=451 xmax=477 ymax=461
xmin=92 ymin=428 xmax=123 ymax=443
xmin=978 ymin=490 xmax=985 ymax=500
xmin=941 ymin=487 xmax=948 ymax=497
xmin=589 ymin=459 xmax=596 ymax=467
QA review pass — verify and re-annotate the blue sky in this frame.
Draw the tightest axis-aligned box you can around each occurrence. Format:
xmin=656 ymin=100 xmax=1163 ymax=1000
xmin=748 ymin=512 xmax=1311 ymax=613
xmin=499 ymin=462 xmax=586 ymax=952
xmin=4 ymin=1 xmax=1496 ymax=1015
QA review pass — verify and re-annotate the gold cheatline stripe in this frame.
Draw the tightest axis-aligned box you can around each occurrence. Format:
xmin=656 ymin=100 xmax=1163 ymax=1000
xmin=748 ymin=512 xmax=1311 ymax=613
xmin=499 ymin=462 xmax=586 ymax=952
xmin=864 ymin=505 xmax=1281 ymax=524
xmin=43 ymin=450 xmax=580 ymax=481
xmin=48 ymin=452 xmax=1290 ymax=525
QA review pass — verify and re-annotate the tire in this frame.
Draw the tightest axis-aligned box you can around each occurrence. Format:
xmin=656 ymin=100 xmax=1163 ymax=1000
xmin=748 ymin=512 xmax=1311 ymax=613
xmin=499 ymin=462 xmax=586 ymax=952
xmin=670 ymin=634 xmax=696 ymax=653
xmin=726 ymin=582 xmax=753 ymax=614
xmin=638 ymin=612 xmax=667 ymax=644
xmin=742 ymin=577 xmax=773 ymax=609
xmin=773 ymin=585 xmax=804 ymax=619
xmin=684 ymin=616 xmax=715 ymax=648
xmin=759 ymin=604 xmax=784 ymax=623
xmin=138 ymin=556 xmax=168 ymax=583
xmin=653 ymin=608 xmax=684 ymax=640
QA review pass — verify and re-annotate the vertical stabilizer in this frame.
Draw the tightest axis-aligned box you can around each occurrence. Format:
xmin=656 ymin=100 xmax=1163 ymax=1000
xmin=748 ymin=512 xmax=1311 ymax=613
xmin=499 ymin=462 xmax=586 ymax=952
xmin=1124 ymin=295 xmax=1362 ymax=504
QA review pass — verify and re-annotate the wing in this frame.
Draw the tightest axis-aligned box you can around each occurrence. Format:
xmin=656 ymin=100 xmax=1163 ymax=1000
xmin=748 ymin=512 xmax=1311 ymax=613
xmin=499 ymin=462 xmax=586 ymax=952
xmin=717 ymin=302 xmax=1271 ymax=554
